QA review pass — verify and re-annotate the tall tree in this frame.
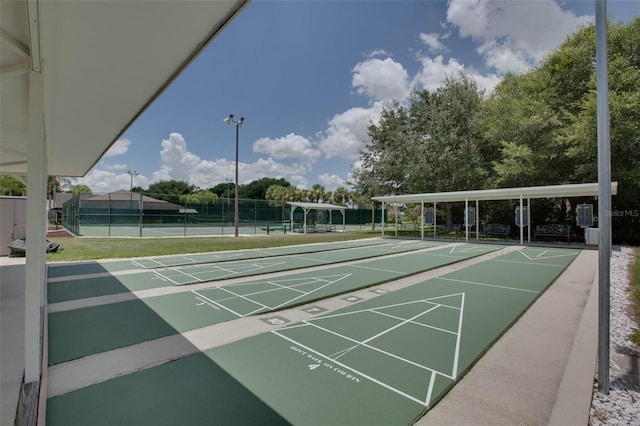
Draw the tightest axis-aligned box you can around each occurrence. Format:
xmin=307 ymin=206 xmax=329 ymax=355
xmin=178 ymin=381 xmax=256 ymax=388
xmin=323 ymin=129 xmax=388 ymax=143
xmin=353 ymin=74 xmax=487 ymax=225
xmin=241 ymin=177 xmax=291 ymax=200
xmin=146 ymin=180 xmax=196 ymax=202
xmin=0 ymin=176 xmax=26 ymax=196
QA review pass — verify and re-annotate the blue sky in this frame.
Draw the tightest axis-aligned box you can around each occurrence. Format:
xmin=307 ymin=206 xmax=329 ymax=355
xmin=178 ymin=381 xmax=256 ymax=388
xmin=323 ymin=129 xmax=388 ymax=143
xmin=78 ymin=0 xmax=639 ymax=194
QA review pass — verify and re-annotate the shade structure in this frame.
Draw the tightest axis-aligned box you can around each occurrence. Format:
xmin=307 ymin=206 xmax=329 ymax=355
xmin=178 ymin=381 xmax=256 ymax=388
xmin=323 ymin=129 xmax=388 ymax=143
xmin=372 ymin=182 xmax=618 ymax=204
xmin=287 ymin=201 xmax=346 ymax=233
xmin=1 ymin=0 xmax=249 ymax=176
xmin=1 ymin=0 xmax=250 ymax=416
xmin=372 ymin=182 xmax=618 ymax=243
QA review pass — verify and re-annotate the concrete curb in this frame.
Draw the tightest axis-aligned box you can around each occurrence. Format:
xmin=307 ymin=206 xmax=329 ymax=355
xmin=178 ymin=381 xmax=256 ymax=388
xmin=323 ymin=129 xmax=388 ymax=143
xmin=548 ymin=267 xmax=598 ymax=425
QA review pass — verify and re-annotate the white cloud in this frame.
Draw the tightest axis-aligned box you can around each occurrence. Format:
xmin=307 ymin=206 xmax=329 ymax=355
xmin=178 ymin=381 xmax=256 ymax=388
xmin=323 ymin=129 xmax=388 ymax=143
xmin=352 ymin=57 xmax=411 ymax=102
xmin=317 ymin=102 xmax=385 ymax=159
xmin=102 ymin=163 xmax=128 ymax=171
xmin=77 ymin=169 xmax=150 ymax=194
xmin=419 ymin=32 xmax=446 ymax=53
xmin=366 ymin=49 xmax=389 ymax=58
xmin=446 ymin=0 xmax=591 ymax=73
xmin=253 ymin=133 xmax=320 ymax=164
xmin=148 ymin=132 xmax=311 ymax=190
xmin=318 ymin=173 xmax=346 ymax=192
xmin=412 ymin=55 xmax=501 ymax=94
xmin=103 ymin=138 xmax=131 ymax=158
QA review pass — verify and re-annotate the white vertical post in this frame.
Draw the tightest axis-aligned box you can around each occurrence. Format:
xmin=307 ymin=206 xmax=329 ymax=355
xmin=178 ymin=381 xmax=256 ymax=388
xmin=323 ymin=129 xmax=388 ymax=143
xmin=527 ymin=197 xmax=531 ymax=242
xmin=433 ymin=202 xmax=437 ymax=238
xmin=464 ymin=197 xmax=469 ymax=242
xmin=394 ymin=204 xmax=398 ymax=237
xmin=519 ymin=194 xmax=524 ymax=245
xmin=25 ymin=70 xmax=46 ymax=383
xmin=596 ymin=0 xmax=611 ymax=395
xmin=421 ymin=201 xmax=424 ymax=240
xmin=381 ymin=202 xmax=385 ymax=238
xmin=475 ymin=199 xmax=479 ymax=240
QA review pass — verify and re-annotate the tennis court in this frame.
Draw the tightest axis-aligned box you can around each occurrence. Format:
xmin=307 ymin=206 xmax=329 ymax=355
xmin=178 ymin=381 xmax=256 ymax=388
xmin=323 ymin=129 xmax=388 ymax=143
xmin=45 ymin=242 xmax=580 ymax=425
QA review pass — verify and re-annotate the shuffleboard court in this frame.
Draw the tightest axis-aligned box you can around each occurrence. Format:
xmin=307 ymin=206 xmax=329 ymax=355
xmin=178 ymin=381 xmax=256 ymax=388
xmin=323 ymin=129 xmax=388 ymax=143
xmin=47 ymin=238 xmax=393 ymax=278
xmin=46 ymin=352 xmax=290 ymax=426
xmin=205 ymin=247 xmax=580 ymax=425
xmin=48 ymin=244 xmax=499 ymax=365
xmin=48 ymin=240 xmax=441 ymax=303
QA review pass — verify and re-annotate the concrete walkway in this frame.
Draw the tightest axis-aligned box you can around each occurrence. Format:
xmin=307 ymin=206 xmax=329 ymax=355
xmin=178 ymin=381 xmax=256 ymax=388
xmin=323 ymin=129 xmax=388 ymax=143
xmin=1 ymin=248 xmax=598 ymax=425
xmin=1 ymin=257 xmax=26 ymax=426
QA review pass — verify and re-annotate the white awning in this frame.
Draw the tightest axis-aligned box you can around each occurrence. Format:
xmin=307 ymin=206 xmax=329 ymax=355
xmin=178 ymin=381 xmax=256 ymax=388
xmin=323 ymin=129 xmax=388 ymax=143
xmin=288 ymin=201 xmax=346 ymax=211
xmin=1 ymin=0 xmax=248 ymax=176
xmin=372 ymin=182 xmax=618 ymax=204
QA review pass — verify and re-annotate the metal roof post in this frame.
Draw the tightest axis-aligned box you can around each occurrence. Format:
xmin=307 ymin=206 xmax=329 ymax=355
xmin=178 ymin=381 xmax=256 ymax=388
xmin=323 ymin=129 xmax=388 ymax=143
xmin=596 ymin=0 xmax=611 ymax=394
xmin=24 ymin=69 xmax=46 ymax=384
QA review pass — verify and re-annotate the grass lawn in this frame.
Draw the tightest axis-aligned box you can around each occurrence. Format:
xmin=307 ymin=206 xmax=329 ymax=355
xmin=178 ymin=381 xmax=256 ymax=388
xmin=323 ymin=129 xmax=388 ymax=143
xmin=46 ymin=230 xmax=381 ymax=262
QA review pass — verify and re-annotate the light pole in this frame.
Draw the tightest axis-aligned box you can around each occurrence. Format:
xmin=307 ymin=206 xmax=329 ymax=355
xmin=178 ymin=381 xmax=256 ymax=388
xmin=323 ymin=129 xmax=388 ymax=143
xmin=224 ymin=114 xmax=244 ymax=237
xmin=127 ymin=169 xmax=139 ymax=191
xmin=225 ymin=177 xmax=232 ymax=228
xmin=127 ymin=170 xmax=139 ymax=210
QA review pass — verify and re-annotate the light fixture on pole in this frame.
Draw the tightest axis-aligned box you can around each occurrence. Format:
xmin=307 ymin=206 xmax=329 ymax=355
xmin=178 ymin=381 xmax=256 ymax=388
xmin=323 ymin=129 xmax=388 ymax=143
xmin=224 ymin=114 xmax=244 ymax=237
xmin=127 ymin=169 xmax=139 ymax=191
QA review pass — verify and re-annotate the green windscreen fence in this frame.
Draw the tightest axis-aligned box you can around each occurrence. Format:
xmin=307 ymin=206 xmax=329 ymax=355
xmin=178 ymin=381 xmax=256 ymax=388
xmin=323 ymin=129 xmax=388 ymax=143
xmin=61 ymin=192 xmax=383 ymax=237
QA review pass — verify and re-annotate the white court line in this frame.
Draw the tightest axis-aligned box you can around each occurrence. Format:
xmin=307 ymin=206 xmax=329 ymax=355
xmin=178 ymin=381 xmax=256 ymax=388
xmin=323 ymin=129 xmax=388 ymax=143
xmin=437 ymin=277 xmax=539 ymax=293
xmin=424 ymin=372 xmax=437 ymax=407
xmin=169 ymin=268 xmax=204 ymax=283
xmin=372 ymin=309 xmax=458 ymax=335
xmin=130 ymin=259 xmax=148 ymax=269
xmin=263 ymin=280 xmax=309 ymax=295
xmin=536 ymin=249 xmax=550 ymax=258
xmin=210 ymin=279 xmax=316 ymax=304
xmin=152 ymin=270 xmax=179 ymax=285
xmin=303 ymin=294 xmax=462 ymax=322
xmin=330 ymin=345 xmax=359 ymax=360
xmin=190 ymin=290 xmax=244 ymax=317
xmin=215 ymin=286 xmax=272 ymax=312
xmin=269 ymin=273 xmax=353 ymax=310
xmin=299 ymin=320 xmax=454 ymax=379
xmin=272 ymin=331 xmax=430 ymax=407
xmin=452 ymin=293 xmax=465 ymax=377
xmin=350 ymin=264 xmax=405 ymax=275
xmin=361 ymin=305 xmax=440 ymax=345
xmin=489 ymin=259 xmax=566 ymax=268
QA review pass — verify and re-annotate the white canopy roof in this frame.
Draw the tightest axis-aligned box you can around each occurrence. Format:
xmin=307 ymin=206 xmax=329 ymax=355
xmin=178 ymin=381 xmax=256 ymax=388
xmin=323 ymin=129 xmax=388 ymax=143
xmin=1 ymin=0 xmax=248 ymax=176
xmin=288 ymin=202 xmax=346 ymax=211
xmin=372 ymin=182 xmax=618 ymax=204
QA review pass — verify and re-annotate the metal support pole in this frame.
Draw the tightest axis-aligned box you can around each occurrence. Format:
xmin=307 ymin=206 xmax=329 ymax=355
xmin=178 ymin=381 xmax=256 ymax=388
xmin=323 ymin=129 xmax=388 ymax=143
xmin=527 ymin=197 xmax=531 ymax=242
xmin=421 ymin=201 xmax=424 ymax=240
xmin=596 ymin=0 xmax=611 ymax=394
xmin=234 ymin=123 xmax=239 ymax=237
xmin=519 ymin=194 xmax=524 ymax=245
xmin=433 ymin=202 xmax=437 ymax=238
xmin=464 ymin=197 xmax=469 ymax=242
xmin=475 ymin=199 xmax=479 ymax=240
xmin=381 ymin=202 xmax=385 ymax=238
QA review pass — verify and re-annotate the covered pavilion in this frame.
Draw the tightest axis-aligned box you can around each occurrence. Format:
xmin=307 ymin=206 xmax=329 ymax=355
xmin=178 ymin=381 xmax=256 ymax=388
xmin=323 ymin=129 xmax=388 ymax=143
xmin=1 ymin=0 xmax=249 ymax=421
xmin=372 ymin=182 xmax=618 ymax=244
xmin=287 ymin=201 xmax=346 ymax=233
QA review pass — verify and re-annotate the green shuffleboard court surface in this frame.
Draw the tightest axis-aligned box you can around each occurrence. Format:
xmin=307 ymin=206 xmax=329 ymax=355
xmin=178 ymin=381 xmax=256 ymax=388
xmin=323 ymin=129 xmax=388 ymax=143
xmin=205 ymin=246 xmax=580 ymax=425
xmin=46 ymin=352 xmax=290 ymax=426
xmin=48 ymin=239 xmax=440 ymax=303
xmin=48 ymin=244 xmax=499 ymax=365
xmin=47 ymin=238 xmax=393 ymax=278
